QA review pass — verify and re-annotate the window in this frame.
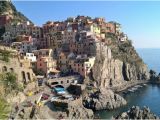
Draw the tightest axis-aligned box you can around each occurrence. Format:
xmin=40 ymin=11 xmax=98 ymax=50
xmin=40 ymin=63 xmax=42 ymax=66
xmin=61 ymin=81 xmax=63 ymax=84
xmin=82 ymin=64 xmax=84 ymax=67
xmin=82 ymin=68 xmax=84 ymax=71
xmin=67 ymin=80 xmax=69 ymax=83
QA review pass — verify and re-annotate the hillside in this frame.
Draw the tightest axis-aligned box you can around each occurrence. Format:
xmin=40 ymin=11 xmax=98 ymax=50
xmin=0 ymin=1 xmax=33 ymax=38
xmin=0 ymin=1 xmax=32 ymax=24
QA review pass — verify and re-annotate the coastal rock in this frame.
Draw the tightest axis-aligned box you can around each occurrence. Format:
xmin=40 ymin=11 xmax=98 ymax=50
xmin=67 ymin=105 xmax=94 ymax=119
xmin=83 ymin=89 xmax=127 ymax=110
xmin=91 ymin=43 xmax=149 ymax=88
xmin=150 ymin=69 xmax=160 ymax=83
xmin=115 ymin=106 xmax=159 ymax=119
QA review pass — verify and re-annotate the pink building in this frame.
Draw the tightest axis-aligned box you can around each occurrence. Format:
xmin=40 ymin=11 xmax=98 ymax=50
xmin=36 ymin=57 xmax=57 ymax=75
xmin=70 ymin=56 xmax=95 ymax=77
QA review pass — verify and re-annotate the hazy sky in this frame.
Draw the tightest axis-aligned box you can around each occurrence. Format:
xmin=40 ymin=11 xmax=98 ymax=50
xmin=13 ymin=1 xmax=160 ymax=48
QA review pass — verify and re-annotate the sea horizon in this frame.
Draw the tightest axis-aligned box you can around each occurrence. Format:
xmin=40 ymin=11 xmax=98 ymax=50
xmin=136 ymin=48 xmax=160 ymax=74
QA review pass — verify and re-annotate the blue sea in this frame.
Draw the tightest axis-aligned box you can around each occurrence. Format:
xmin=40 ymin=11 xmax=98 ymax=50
xmin=95 ymin=48 xmax=160 ymax=119
xmin=137 ymin=48 xmax=160 ymax=74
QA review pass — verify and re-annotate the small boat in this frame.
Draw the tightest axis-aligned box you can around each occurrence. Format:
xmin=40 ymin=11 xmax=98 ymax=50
xmin=128 ymin=89 xmax=134 ymax=92
xmin=143 ymin=84 xmax=147 ymax=86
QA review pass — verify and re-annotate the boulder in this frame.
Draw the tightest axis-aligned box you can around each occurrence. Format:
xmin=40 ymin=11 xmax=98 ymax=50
xmin=83 ymin=89 xmax=127 ymax=110
xmin=115 ymin=106 xmax=159 ymax=119
xmin=67 ymin=105 xmax=94 ymax=119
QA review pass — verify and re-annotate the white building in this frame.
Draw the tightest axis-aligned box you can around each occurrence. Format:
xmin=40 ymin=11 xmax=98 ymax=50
xmin=24 ymin=53 xmax=36 ymax=62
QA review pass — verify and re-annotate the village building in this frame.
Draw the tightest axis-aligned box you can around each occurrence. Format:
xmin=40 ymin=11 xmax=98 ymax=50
xmin=19 ymin=36 xmax=37 ymax=54
xmin=85 ymin=23 xmax=101 ymax=36
xmin=118 ymin=33 xmax=128 ymax=42
xmin=24 ymin=53 xmax=37 ymax=62
xmin=70 ymin=55 xmax=95 ymax=77
xmin=36 ymin=56 xmax=57 ymax=76
xmin=33 ymin=49 xmax=53 ymax=58
xmin=57 ymin=51 xmax=69 ymax=72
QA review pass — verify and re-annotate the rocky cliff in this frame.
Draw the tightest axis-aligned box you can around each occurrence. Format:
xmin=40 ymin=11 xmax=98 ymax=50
xmin=90 ymin=34 xmax=149 ymax=89
xmin=82 ymin=34 xmax=149 ymax=111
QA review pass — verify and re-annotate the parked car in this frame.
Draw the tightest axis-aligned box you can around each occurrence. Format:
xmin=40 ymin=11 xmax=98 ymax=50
xmin=50 ymin=96 xmax=59 ymax=102
xmin=41 ymin=93 xmax=50 ymax=100
xmin=63 ymin=95 xmax=74 ymax=100
xmin=53 ymin=87 xmax=66 ymax=95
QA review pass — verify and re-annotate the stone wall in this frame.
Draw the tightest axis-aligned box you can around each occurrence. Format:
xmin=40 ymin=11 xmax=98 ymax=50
xmin=0 ymin=58 xmax=35 ymax=84
xmin=0 ymin=46 xmax=35 ymax=84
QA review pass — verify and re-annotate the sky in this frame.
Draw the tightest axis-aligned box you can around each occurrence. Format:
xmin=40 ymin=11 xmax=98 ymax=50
xmin=12 ymin=1 xmax=160 ymax=48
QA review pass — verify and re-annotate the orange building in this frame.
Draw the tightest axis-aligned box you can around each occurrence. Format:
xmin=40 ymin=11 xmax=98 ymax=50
xmin=70 ymin=56 xmax=95 ymax=77
xmin=36 ymin=57 xmax=57 ymax=75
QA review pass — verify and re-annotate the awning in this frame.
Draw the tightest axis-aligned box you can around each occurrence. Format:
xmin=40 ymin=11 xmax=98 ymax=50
xmin=50 ymin=69 xmax=60 ymax=73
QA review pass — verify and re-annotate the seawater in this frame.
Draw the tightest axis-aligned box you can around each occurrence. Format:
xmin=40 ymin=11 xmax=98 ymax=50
xmin=95 ymin=48 xmax=160 ymax=119
xmin=137 ymin=48 xmax=160 ymax=73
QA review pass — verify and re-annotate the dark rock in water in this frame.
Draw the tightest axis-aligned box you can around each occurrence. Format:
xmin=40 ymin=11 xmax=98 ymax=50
xmin=83 ymin=89 xmax=127 ymax=110
xmin=115 ymin=106 xmax=159 ymax=119
xmin=149 ymin=69 xmax=160 ymax=83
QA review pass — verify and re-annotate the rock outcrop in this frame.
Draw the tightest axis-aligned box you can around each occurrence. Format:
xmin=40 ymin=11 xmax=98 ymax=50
xmin=83 ymin=89 xmax=127 ymax=110
xmin=115 ymin=106 xmax=159 ymax=119
xmin=83 ymin=38 xmax=149 ymax=111
xmin=67 ymin=105 xmax=94 ymax=119
xmin=149 ymin=69 xmax=160 ymax=83
xmin=91 ymin=41 xmax=149 ymax=88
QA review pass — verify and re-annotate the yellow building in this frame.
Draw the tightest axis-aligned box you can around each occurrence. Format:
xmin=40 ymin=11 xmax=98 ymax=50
xmin=90 ymin=23 xmax=101 ymax=35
